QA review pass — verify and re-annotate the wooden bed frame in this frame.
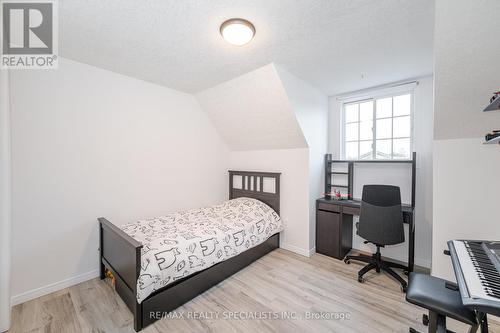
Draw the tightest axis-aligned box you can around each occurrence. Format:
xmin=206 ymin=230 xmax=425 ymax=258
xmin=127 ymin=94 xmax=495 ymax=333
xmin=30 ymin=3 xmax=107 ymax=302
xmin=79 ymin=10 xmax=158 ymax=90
xmin=99 ymin=170 xmax=281 ymax=331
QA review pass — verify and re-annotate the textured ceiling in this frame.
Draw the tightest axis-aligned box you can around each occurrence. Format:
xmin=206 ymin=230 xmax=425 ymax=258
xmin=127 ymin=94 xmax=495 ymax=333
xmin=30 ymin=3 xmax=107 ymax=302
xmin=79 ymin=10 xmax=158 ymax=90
xmin=60 ymin=0 xmax=434 ymax=95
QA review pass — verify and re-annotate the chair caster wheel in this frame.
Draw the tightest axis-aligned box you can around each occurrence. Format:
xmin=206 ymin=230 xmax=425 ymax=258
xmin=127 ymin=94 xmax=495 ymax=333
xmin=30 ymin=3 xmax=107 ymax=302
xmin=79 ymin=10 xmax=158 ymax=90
xmin=409 ymin=328 xmax=420 ymax=333
xmin=344 ymin=259 xmax=350 ymax=264
xmin=404 ymin=270 xmax=409 ymax=276
xmin=422 ymin=314 xmax=429 ymax=326
xmin=357 ymin=276 xmax=364 ymax=283
xmin=401 ymin=284 xmax=407 ymax=293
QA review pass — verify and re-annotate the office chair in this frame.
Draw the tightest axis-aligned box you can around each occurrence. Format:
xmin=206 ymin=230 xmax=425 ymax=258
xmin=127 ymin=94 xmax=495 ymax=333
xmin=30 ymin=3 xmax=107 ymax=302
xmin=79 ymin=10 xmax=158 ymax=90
xmin=344 ymin=185 xmax=408 ymax=292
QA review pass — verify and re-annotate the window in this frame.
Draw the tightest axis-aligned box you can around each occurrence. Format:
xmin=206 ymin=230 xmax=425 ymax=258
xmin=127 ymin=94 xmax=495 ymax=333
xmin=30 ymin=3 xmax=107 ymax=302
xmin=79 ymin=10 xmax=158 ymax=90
xmin=342 ymin=92 xmax=412 ymax=160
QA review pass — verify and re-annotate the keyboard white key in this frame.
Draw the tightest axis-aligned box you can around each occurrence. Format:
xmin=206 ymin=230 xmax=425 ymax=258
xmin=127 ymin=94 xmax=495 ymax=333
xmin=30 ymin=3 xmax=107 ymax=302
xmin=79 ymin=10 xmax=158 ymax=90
xmin=452 ymin=240 xmax=500 ymax=302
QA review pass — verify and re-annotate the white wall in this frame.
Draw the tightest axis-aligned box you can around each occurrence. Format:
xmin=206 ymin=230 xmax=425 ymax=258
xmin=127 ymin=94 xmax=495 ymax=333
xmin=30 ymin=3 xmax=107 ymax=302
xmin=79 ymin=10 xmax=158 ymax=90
xmin=412 ymin=77 xmax=434 ymax=268
xmin=9 ymin=58 xmax=229 ymax=303
xmin=229 ymin=148 xmax=311 ymax=255
xmin=328 ymin=76 xmax=434 ymax=268
xmin=432 ymin=0 xmax=500 ymax=280
xmin=275 ymin=66 xmax=328 ymax=251
xmin=433 ymin=139 xmax=500 ymax=280
xmin=0 ymin=68 xmax=12 ymax=331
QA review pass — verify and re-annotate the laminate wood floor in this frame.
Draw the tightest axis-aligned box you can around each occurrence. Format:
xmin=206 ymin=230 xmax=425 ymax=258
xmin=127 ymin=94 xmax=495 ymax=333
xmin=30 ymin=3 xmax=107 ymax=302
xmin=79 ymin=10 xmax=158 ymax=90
xmin=9 ymin=249 xmax=500 ymax=333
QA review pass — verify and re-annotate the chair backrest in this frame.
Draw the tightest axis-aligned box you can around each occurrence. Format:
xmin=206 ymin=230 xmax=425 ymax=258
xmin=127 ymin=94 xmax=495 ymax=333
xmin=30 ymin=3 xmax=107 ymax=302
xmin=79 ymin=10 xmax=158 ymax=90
xmin=357 ymin=185 xmax=404 ymax=245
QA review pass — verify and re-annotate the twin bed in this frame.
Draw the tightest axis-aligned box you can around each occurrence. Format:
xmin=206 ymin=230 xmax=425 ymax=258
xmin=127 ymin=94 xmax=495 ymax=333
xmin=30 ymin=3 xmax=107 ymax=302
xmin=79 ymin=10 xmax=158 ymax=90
xmin=99 ymin=171 xmax=282 ymax=331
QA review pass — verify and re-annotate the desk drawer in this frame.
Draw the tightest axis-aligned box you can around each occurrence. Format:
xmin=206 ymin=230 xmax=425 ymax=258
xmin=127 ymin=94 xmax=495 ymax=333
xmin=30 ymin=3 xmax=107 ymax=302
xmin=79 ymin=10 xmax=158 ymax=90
xmin=317 ymin=202 xmax=340 ymax=213
xmin=342 ymin=206 xmax=359 ymax=215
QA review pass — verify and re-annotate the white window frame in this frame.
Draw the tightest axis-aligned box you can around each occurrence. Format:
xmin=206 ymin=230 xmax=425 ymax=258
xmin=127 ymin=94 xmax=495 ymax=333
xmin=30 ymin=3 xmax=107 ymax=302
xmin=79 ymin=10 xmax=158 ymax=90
xmin=340 ymin=85 xmax=415 ymax=160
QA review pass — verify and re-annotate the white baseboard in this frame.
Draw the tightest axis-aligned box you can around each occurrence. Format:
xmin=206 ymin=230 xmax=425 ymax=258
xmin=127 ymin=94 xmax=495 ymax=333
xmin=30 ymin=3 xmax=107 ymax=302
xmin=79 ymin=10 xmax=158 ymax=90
xmin=280 ymin=242 xmax=312 ymax=257
xmin=9 ymin=255 xmax=431 ymax=307
xmin=11 ymin=269 xmax=99 ymax=306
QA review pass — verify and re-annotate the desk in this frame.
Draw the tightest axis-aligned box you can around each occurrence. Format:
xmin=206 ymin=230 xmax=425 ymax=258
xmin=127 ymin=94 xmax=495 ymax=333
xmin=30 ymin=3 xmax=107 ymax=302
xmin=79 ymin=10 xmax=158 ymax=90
xmin=316 ymin=197 xmax=415 ymax=273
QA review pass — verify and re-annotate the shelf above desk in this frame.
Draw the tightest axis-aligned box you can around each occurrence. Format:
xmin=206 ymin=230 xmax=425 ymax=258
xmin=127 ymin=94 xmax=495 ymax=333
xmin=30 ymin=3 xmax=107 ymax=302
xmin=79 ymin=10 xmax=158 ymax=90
xmin=324 ymin=152 xmax=416 ymax=207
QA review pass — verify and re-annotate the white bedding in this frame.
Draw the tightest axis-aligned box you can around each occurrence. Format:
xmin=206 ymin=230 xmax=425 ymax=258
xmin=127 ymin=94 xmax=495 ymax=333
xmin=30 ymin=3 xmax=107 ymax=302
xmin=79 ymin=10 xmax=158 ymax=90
xmin=120 ymin=197 xmax=283 ymax=303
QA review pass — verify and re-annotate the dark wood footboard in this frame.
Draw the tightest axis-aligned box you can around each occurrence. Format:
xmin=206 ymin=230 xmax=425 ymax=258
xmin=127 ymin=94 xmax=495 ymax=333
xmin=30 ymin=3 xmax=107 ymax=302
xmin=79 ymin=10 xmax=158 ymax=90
xmin=99 ymin=217 xmax=143 ymax=331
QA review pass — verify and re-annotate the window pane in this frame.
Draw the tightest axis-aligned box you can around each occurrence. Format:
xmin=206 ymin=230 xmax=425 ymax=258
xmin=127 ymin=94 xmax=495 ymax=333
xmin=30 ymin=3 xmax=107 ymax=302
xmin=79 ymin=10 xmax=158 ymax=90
xmin=359 ymin=141 xmax=373 ymax=160
xmin=359 ymin=101 xmax=373 ymax=121
xmin=376 ymin=97 xmax=392 ymax=118
xmin=343 ymin=93 xmax=412 ymax=161
xmin=393 ymin=94 xmax=411 ymax=116
xmin=376 ymin=118 xmax=392 ymax=139
xmin=359 ymin=120 xmax=373 ymax=140
xmin=393 ymin=138 xmax=410 ymax=159
xmin=393 ymin=116 xmax=411 ymax=138
xmin=376 ymin=139 xmax=392 ymax=159
xmin=345 ymin=142 xmax=358 ymax=160
xmin=345 ymin=104 xmax=359 ymax=123
xmin=345 ymin=123 xmax=358 ymax=141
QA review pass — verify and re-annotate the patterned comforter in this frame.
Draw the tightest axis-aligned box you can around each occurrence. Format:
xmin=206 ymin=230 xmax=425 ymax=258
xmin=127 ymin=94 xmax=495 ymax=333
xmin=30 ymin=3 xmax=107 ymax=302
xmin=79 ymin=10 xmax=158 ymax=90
xmin=120 ymin=197 xmax=283 ymax=303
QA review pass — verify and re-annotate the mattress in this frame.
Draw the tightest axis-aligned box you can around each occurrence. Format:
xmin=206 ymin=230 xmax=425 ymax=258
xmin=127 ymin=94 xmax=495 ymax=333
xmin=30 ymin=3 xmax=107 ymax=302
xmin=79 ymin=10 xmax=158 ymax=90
xmin=120 ymin=197 xmax=283 ymax=303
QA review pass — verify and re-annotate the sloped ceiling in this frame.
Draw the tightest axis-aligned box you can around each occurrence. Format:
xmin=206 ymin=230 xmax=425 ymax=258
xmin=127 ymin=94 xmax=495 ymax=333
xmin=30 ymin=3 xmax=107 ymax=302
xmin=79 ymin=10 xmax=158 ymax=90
xmin=60 ymin=0 xmax=434 ymax=95
xmin=196 ymin=64 xmax=307 ymax=151
xmin=275 ymin=65 xmax=328 ymax=149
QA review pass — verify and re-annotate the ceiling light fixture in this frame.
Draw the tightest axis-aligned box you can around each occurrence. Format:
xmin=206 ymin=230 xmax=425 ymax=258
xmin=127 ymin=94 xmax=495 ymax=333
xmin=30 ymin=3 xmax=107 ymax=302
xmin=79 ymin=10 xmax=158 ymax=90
xmin=220 ymin=18 xmax=255 ymax=46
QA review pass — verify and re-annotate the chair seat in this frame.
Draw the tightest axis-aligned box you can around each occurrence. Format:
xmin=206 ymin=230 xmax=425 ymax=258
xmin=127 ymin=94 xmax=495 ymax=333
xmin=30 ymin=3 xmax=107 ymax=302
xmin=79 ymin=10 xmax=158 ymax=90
xmin=406 ymin=273 xmax=478 ymax=326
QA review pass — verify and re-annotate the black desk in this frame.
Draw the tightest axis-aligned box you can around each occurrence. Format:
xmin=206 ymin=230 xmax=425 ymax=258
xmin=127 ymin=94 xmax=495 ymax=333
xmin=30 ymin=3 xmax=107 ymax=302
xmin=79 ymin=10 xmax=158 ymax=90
xmin=316 ymin=197 xmax=415 ymax=273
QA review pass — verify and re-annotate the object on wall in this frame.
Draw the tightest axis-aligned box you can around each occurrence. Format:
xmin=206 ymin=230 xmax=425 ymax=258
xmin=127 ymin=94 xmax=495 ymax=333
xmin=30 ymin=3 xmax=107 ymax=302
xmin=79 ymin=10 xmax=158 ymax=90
xmin=484 ymin=130 xmax=500 ymax=145
xmin=482 ymin=92 xmax=500 ymax=144
xmin=484 ymin=91 xmax=500 ymax=111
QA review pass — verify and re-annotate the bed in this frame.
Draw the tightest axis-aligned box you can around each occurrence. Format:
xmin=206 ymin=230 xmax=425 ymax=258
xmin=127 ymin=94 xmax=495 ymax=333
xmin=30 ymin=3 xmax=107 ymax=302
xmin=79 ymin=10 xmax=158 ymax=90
xmin=98 ymin=171 xmax=282 ymax=331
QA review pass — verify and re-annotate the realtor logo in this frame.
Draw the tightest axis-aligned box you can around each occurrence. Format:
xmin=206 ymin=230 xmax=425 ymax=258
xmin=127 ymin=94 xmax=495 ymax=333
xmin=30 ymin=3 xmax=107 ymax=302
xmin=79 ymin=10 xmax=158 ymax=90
xmin=1 ymin=0 xmax=58 ymax=69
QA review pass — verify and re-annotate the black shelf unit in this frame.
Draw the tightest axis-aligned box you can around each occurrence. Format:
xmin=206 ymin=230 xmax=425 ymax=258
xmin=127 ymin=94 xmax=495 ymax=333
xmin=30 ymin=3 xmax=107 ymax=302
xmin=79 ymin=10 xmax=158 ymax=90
xmin=324 ymin=152 xmax=417 ymax=207
xmin=324 ymin=155 xmax=354 ymax=197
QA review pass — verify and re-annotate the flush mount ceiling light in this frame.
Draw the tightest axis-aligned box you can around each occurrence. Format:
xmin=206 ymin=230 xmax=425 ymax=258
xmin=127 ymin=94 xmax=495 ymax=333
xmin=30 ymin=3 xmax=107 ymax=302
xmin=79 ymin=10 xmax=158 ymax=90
xmin=220 ymin=18 xmax=255 ymax=46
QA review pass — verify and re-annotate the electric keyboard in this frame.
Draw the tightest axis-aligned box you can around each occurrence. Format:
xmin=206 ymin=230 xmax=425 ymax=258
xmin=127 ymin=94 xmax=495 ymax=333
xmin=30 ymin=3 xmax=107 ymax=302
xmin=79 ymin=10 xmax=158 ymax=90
xmin=448 ymin=240 xmax=500 ymax=317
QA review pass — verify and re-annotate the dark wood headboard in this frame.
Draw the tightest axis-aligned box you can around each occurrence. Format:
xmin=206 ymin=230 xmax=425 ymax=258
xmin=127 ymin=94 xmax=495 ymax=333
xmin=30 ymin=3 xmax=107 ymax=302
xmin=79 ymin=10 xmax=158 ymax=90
xmin=228 ymin=170 xmax=281 ymax=215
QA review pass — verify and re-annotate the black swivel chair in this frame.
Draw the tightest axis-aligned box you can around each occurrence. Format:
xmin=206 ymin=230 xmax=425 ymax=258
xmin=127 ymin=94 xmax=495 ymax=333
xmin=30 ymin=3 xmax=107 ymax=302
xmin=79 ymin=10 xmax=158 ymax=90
xmin=344 ymin=184 xmax=408 ymax=292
